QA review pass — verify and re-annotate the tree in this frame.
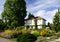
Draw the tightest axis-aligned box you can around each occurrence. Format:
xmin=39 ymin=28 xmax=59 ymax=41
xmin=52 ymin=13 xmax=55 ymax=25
xmin=0 ymin=19 xmax=3 ymax=30
xmin=53 ymin=9 xmax=60 ymax=32
xmin=50 ymin=23 xmax=55 ymax=31
xmin=28 ymin=13 xmax=34 ymax=19
xmin=2 ymin=0 xmax=27 ymax=29
xmin=0 ymin=19 xmax=5 ymax=30
xmin=47 ymin=22 xmax=51 ymax=29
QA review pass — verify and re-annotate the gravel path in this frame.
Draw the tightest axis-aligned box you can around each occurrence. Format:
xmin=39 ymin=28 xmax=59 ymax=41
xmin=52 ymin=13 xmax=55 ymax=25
xmin=49 ymin=38 xmax=60 ymax=42
xmin=35 ymin=37 xmax=60 ymax=42
xmin=0 ymin=37 xmax=60 ymax=42
xmin=0 ymin=37 xmax=16 ymax=42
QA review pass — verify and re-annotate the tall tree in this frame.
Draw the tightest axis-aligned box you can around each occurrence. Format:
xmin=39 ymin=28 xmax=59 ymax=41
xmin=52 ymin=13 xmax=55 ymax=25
xmin=0 ymin=19 xmax=5 ymax=30
xmin=28 ymin=13 xmax=34 ymax=19
xmin=0 ymin=19 xmax=3 ymax=30
xmin=47 ymin=22 xmax=51 ymax=29
xmin=53 ymin=8 xmax=60 ymax=32
xmin=2 ymin=0 xmax=27 ymax=29
xmin=50 ymin=23 xmax=55 ymax=31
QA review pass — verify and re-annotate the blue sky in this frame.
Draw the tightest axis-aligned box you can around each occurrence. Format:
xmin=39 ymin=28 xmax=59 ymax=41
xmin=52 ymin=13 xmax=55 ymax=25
xmin=0 ymin=0 xmax=60 ymax=23
xmin=26 ymin=0 xmax=60 ymax=23
xmin=0 ymin=0 xmax=5 ymax=19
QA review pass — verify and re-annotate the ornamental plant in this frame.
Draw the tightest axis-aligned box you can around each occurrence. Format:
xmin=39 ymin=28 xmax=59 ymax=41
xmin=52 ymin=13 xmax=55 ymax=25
xmin=31 ymin=30 xmax=39 ymax=36
xmin=39 ymin=28 xmax=52 ymax=37
xmin=17 ymin=33 xmax=37 ymax=42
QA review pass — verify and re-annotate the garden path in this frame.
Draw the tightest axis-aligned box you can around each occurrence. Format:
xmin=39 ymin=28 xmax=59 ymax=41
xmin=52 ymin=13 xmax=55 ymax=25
xmin=49 ymin=37 xmax=60 ymax=42
xmin=0 ymin=37 xmax=60 ymax=42
xmin=0 ymin=37 xmax=16 ymax=42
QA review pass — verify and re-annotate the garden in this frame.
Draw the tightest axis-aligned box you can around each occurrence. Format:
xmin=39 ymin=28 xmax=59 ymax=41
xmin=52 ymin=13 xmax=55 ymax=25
xmin=0 ymin=0 xmax=60 ymax=42
xmin=0 ymin=26 xmax=60 ymax=42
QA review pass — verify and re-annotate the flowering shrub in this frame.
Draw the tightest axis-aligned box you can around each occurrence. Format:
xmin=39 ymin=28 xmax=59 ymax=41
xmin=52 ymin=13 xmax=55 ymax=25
xmin=16 ymin=26 xmax=24 ymax=30
xmin=0 ymin=30 xmax=13 ymax=38
xmin=40 ymin=29 xmax=48 ymax=36
xmin=21 ymin=29 xmax=27 ymax=33
xmin=0 ymin=29 xmax=22 ymax=38
xmin=21 ymin=29 xmax=31 ymax=34
xmin=0 ymin=32 xmax=4 ymax=37
xmin=2 ymin=30 xmax=13 ymax=37
xmin=12 ymin=29 xmax=22 ymax=38
xmin=39 ymin=28 xmax=53 ymax=37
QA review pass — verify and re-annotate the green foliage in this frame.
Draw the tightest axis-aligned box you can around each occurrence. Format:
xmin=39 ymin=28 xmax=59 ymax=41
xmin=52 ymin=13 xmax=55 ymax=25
xmin=50 ymin=35 xmax=58 ymax=39
xmin=39 ymin=28 xmax=54 ymax=37
xmin=2 ymin=0 xmax=27 ymax=29
xmin=47 ymin=23 xmax=55 ymax=31
xmin=31 ymin=30 xmax=39 ymax=36
xmin=16 ymin=26 xmax=24 ymax=30
xmin=50 ymin=24 xmax=55 ymax=31
xmin=0 ymin=19 xmax=5 ymax=30
xmin=0 ymin=29 xmax=22 ymax=38
xmin=0 ymin=19 xmax=3 ymax=30
xmin=53 ymin=9 xmax=60 ymax=32
xmin=0 ymin=19 xmax=3 ymax=24
xmin=17 ymin=33 xmax=37 ymax=42
xmin=55 ymin=31 xmax=60 ymax=37
xmin=28 ymin=13 xmax=34 ymax=19
xmin=42 ymin=25 xmax=46 ymax=28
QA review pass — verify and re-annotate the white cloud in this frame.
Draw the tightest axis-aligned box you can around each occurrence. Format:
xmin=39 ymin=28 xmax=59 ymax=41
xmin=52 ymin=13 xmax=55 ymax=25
xmin=0 ymin=0 xmax=5 ymax=19
xmin=34 ymin=10 xmax=46 ymax=17
xmin=46 ymin=9 xmax=58 ymax=23
xmin=34 ymin=9 xmax=58 ymax=23
xmin=26 ymin=0 xmax=60 ymax=23
xmin=27 ymin=0 xmax=60 ymax=12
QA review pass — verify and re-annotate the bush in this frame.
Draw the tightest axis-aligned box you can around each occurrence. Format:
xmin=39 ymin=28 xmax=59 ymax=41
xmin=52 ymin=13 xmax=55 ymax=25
xmin=39 ymin=28 xmax=54 ymax=37
xmin=50 ymin=35 xmax=58 ymax=39
xmin=54 ymin=31 xmax=60 ymax=38
xmin=0 ymin=29 xmax=22 ymax=38
xmin=0 ymin=30 xmax=13 ymax=38
xmin=17 ymin=33 xmax=37 ymax=42
xmin=12 ymin=30 xmax=22 ymax=38
xmin=39 ymin=28 xmax=49 ymax=36
xmin=31 ymin=30 xmax=39 ymax=36
xmin=21 ymin=29 xmax=27 ymax=33
xmin=3 ymin=30 xmax=13 ymax=36
xmin=16 ymin=26 xmax=24 ymax=30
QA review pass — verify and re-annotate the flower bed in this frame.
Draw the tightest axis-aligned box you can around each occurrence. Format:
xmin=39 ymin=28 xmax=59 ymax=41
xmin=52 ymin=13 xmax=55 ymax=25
xmin=0 ymin=29 xmax=22 ymax=38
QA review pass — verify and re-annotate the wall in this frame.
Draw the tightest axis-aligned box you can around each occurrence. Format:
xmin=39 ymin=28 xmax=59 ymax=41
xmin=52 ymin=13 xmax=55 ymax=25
xmin=25 ymin=20 xmax=32 ymax=25
xmin=37 ymin=19 xmax=43 ymax=25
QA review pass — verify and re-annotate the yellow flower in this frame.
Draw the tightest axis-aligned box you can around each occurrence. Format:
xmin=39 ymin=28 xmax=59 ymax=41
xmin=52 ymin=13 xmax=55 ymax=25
xmin=40 ymin=28 xmax=49 ymax=36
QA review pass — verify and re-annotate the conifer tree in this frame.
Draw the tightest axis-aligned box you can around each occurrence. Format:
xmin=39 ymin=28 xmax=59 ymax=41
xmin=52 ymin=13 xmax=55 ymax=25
xmin=2 ymin=0 xmax=27 ymax=29
xmin=53 ymin=8 xmax=60 ymax=32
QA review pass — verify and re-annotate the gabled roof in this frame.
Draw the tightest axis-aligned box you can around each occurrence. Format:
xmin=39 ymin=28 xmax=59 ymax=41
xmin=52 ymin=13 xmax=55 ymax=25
xmin=25 ymin=16 xmax=46 ymax=21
